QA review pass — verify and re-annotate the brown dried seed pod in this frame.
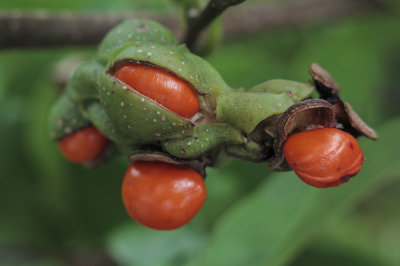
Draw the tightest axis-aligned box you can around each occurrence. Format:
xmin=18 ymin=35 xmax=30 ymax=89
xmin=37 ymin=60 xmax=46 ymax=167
xmin=308 ymin=63 xmax=378 ymax=140
xmin=268 ymin=99 xmax=335 ymax=171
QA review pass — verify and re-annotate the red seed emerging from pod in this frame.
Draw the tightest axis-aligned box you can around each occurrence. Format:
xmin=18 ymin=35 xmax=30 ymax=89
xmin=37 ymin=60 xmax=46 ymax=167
xmin=58 ymin=125 xmax=108 ymax=163
xmin=122 ymin=161 xmax=206 ymax=230
xmin=283 ymin=128 xmax=364 ymax=188
xmin=114 ymin=64 xmax=199 ymax=119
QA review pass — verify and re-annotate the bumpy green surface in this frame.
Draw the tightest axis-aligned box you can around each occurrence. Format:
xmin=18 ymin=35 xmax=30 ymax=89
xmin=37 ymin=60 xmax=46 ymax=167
xmin=162 ymin=124 xmax=245 ymax=159
xmin=49 ymin=19 xmax=314 ymax=163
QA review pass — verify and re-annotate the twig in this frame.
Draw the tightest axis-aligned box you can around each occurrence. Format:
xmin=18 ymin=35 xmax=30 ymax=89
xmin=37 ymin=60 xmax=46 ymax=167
xmin=182 ymin=0 xmax=246 ymax=50
xmin=0 ymin=0 xmax=387 ymax=50
xmin=0 ymin=11 xmax=180 ymax=49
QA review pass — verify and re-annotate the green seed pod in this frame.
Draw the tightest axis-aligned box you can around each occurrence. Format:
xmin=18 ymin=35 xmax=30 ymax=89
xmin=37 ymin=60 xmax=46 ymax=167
xmin=98 ymin=73 xmax=196 ymax=144
xmin=95 ymin=19 xmax=233 ymax=144
xmin=49 ymin=94 xmax=89 ymax=140
xmin=216 ymin=80 xmax=314 ymax=134
xmin=161 ymin=124 xmax=245 ymax=159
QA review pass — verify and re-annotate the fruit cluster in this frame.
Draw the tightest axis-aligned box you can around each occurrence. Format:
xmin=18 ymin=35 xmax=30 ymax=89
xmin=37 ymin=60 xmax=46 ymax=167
xmin=50 ymin=20 xmax=377 ymax=230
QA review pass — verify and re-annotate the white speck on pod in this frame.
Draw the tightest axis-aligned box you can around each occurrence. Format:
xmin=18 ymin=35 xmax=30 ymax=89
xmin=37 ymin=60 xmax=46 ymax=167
xmin=153 ymin=119 xmax=157 ymax=122
xmin=140 ymin=98 xmax=145 ymax=102
xmin=120 ymin=102 xmax=125 ymax=107
xmin=161 ymin=115 xmax=166 ymax=121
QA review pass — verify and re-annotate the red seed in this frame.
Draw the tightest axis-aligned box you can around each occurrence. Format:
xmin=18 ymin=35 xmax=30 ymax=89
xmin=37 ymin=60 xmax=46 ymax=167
xmin=114 ymin=64 xmax=199 ymax=119
xmin=283 ymin=128 xmax=364 ymax=188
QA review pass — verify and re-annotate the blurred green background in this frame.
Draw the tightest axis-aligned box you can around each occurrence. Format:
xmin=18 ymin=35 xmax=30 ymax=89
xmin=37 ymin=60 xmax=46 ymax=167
xmin=1 ymin=0 xmax=400 ymax=265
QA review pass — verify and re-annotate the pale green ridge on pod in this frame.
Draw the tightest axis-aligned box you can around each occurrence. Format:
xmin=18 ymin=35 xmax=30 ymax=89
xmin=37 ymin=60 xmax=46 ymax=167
xmin=96 ymin=20 xmax=178 ymax=66
xmin=216 ymin=91 xmax=296 ymax=134
xmin=84 ymin=101 xmax=134 ymax=145
xmin=48 ymin=94 xmax=90 ymax=140
xmin=110 ymin=43 xmax=232 ymax=96
xmin=161 ymin=124 xmax=245 ymax=159
xmin=99 ymin=74 xmax=195 ymax=144
xmin=67 ymin=61 xmax=103 ymax=103
xmin=249 ymin=79 xmax=314 ymax=102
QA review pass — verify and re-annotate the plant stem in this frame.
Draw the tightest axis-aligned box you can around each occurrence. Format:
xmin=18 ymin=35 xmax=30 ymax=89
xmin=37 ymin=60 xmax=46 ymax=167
xmin=183 ymin=0 xmax=246 ymax=51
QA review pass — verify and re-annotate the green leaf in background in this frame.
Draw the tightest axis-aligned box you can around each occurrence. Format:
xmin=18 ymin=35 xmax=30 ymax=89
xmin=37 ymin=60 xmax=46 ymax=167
xmin=187 ymin=118 xmax=400 ymax=266
xmin=107 ymin=223 xmax=205 ymax=266
xmin=296 ymin=163 xmax=400 ymax=266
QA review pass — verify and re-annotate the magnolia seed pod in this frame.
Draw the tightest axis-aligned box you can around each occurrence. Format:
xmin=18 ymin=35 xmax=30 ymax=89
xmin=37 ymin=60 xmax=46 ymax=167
xmin=49 ymin=19 xmax=375 ymax=176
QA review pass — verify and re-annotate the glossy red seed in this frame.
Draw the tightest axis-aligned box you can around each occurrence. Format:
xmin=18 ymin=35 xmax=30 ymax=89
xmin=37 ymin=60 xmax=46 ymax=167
xmin=283 ymin=128 xmax=364 ymax=188
xmin=114 ymin=64 xmax=199 ymax=119
xmin=122 ymin=161 xmax=206 ymax=230
xmin=58 ymin=126 xmax=108 ymax=163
